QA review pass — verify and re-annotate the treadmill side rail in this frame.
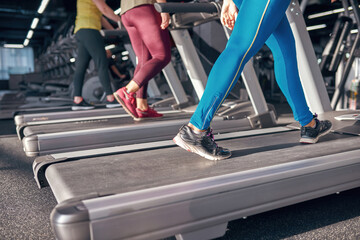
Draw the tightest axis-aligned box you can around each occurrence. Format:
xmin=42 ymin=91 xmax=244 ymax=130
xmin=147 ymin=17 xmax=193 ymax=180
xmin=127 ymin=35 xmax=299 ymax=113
xmin=22 ymin=135 xmax=40 ymax=157
xmin=33 ymin=155 xmax=68 ymax=188
xmin=14 ymin=114 xmax=25 ymax=126
xmin=51 ymin=201 xmax=91 ymax=240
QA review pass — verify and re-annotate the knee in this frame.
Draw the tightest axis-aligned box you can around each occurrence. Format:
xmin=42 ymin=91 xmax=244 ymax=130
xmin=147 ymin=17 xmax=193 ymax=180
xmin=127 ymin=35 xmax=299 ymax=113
xmin=153 ymin=45 xmax=171 ymax=65
xmin=163 ymin=53 xmax=171 ymax=67
xmin=96 ymin=58 xmax=109 ymax=70
xmin=156 ymin=52 xmax=171 ymax=68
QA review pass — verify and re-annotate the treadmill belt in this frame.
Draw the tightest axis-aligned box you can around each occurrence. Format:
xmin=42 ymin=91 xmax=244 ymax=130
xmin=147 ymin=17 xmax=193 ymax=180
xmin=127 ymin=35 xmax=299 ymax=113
xmin=44 ymin=130 xmax=359 ymax=203
xmin=335 ymin=121 xmax=360 ymax=135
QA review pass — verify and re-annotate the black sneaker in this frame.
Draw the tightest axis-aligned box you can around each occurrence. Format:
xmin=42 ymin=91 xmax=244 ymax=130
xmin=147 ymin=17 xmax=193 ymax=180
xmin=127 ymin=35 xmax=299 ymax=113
xmin=173 ymin=125 xmax=231 ymax=161
xmin=300 ymin=116 xmax=332 ymax=144
xmin=105 ymin=99 xmax=121 ymax=108
xmin=71 ymin=100 xmax=95 ymax=111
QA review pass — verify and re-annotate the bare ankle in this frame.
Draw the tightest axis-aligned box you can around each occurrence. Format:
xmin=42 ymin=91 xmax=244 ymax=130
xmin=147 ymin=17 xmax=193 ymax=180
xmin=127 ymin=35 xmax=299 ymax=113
xmin=136 ymin=98 xmax=148 ymax=111
xmin=74 ymin=97 xmax=83 ymax=104
xmin=126 ymin=80 xmax=140 ymax=93
xmin=107 ymin=95 xmax=114 ymax=102
xmin=188 ymin=123 xmax=206 ymax=133
xmin=304 ymin=119 xmax=316 ymax=128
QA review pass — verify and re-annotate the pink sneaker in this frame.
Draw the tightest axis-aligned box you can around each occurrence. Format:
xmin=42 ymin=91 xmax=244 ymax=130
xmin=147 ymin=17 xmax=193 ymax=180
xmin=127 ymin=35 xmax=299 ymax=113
xmin=134 ymin=107 xmax=163 ymax=121
xmin=114 ymin=87 xmax=138 ymax=118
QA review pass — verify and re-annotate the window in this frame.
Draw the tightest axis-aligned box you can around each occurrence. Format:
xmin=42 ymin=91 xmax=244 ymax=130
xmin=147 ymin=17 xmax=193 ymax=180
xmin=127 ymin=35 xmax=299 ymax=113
xmin=0 ymin=47 xmax=34 ymax=80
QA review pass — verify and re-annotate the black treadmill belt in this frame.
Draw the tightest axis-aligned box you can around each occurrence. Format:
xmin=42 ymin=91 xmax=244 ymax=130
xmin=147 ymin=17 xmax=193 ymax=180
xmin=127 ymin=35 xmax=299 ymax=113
xmin=23 ymin=112 xmax=193 ymax=137
xmin=45 ymin=130 xmax=359 ymax=203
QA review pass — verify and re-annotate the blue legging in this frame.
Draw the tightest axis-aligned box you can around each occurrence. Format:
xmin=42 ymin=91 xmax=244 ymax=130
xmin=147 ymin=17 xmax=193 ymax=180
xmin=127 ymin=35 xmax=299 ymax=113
xmin=190 ymin=0 xmax=313 ymax=130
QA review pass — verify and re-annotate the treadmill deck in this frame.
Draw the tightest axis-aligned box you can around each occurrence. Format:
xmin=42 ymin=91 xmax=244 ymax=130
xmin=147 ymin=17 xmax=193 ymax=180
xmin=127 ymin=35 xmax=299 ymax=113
xmin=43 ymin=129 xmax=359 ymax=203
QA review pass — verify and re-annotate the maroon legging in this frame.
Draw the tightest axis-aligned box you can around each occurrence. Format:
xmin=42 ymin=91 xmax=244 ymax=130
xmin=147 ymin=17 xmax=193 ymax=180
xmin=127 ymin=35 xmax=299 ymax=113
xmin=121 ymin=4 xmax=171 ymax=99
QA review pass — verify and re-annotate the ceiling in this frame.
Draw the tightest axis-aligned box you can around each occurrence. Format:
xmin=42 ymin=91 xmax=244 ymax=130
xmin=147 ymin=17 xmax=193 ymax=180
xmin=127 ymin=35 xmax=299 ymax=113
xmin=0 ymin=0 xmax=348 ymax=58
xmin=0 ymin=0 xmax=119 ymax=57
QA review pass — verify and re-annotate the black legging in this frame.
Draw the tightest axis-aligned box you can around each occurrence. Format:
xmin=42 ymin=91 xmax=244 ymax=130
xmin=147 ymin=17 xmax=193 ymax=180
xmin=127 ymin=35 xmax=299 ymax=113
xmin=73 ymin=28 xmax=112 ymax=97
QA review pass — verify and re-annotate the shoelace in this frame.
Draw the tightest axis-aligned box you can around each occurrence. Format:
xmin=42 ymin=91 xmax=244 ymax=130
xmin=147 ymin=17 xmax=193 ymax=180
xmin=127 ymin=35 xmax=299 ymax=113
xmin=206 ymin=128 xmax=218 ymax=148
xmin=147 ymin=107 xmax=161 ymax=114
xmin=125 ymin=91 xmax=135 ymax=105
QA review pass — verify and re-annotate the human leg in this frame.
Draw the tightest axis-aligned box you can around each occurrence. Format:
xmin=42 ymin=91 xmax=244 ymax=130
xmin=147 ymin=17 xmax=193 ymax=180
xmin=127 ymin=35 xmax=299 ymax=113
xmin=265 ymin=16 xmax=332 ymax=143
xmin=122 ymin=5 xmax=171 ymax=92
xmin=189 ymin=0 xmax=291 ymax=131
xmin=73 ymin=30 xmax=91 ymax=99
xmin=113 ymin=18 xmax=147 ymax=118
xmin=72 ymin=30 xmax=94 ymax=110
xmin=174 ymin=0 xmax=293 ymax=160
xmin=115 ymin=5 xmax=170 ymax=118
xmin=265 ymin=16 xmax=313 ymax=125
xmin=79 ymin=29 xmax=114 ymax=102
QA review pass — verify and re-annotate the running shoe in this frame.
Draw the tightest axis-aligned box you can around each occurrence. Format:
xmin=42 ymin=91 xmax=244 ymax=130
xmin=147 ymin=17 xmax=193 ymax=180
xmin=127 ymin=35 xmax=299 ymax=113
xmin=105 ymin=99 xmax=121 ymax=108
xmin=134 ymin=107 xmax=163 ymax=121
xmin=300 ymin=115 xmax=332 ymax=144
xmin=173 ymin=125 xmax=231 ymax=161
xmin=114 ymin=87 xmax=138 ymax=118
xmin=71 ymin=100 xmax=95 ymax=111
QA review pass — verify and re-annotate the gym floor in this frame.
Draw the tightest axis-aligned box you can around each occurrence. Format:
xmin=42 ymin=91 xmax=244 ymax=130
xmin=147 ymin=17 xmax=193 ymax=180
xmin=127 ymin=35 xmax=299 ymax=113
xmin=1 ymin=103 xmax=360 ymax=240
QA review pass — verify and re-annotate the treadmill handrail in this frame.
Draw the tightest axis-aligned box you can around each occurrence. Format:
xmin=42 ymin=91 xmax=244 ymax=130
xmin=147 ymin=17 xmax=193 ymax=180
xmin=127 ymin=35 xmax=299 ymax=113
xmin=154 ymin=2 xmax=221 ymax=14
xmin=99 ymin=29 xmax=128 ymax=38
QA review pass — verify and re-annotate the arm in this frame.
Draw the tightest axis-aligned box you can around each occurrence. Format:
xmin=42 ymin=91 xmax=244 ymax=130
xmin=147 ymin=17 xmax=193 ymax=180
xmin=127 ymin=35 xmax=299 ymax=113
xmin=92 ymin=0 xmax=121 ymax=23
xmin=110 ymin=65 xmax=127 ymax=79
xmin=156 ymin=0 xmax=170 ymax=29
xmin=101 ymin=17 xmax=115 ymax=30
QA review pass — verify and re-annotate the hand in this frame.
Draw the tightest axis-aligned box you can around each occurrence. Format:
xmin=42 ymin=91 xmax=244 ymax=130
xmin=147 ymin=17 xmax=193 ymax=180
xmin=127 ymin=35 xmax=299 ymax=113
xmin=106 ymin=49 xmax=112 ymax=58
xmin=160 ymin=12 xmax=170 ymax=30
xmin=331 ymin=0 xmax=338 ymax=2
xmin=221 ymin=0 xmax=238 ymax=30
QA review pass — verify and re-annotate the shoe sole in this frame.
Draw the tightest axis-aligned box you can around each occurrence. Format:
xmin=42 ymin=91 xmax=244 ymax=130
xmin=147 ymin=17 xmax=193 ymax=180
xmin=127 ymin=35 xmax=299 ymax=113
xmin=106 ymin=104 xmax=121 ymax=108
xmin=173 ymin=134 xmax=231 ymax=161
xmin=113 ymin=92 xmax=137 ymax=118
xmin=299 ymin=125 xmax=333 ymax=144
xmin=71 ymin=106 xmax=95 ymax=111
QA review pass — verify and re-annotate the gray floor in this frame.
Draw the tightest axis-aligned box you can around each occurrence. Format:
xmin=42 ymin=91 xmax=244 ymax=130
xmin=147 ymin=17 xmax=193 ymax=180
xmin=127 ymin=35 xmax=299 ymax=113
xmin=0 ymin=121 xmax=56 ymax=240
xmin=1 ymin=106 xmax=360 ymax=240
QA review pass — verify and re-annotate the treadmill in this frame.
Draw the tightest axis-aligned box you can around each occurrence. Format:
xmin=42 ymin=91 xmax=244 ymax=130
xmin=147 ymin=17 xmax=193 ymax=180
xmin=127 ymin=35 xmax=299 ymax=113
xmin=15 ymin=107 xmax=124 ymax=139
xmin=14 ymin=30 xmax=189 ymax=135
xmin=15 ymin=106 xmax=181 ymax=140
xmin=21 ymin=8 xmax=279 ymax=157
xmin=1 ymin=105 xmax=72 ymax=120
xmin=30 ymin=1 xmax=360 ymax=239
xmin=21 ymin=103 xmax=262 ymax=157
xmin=33 ymin=111 xmax=360 ymax=240
xmin=0 ymin=87 xmax=76 ymax=120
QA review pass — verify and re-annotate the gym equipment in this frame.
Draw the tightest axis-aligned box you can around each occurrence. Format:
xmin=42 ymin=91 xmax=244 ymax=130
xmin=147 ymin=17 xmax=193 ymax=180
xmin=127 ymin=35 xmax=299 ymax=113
xmin=20 ymin=8 xmax=279 ymax=156
xmin=331 ymin=0 xmax=360 ymax=109
xmin=31 ymin=2 xmax=360 ymax=239
xmin=21 ymin=105 xmax=259 ymax=157
xmin=33 ymin=111 xmax=360 ymax=240
xmin=15 ymin=107 xmax=127 ymax=139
